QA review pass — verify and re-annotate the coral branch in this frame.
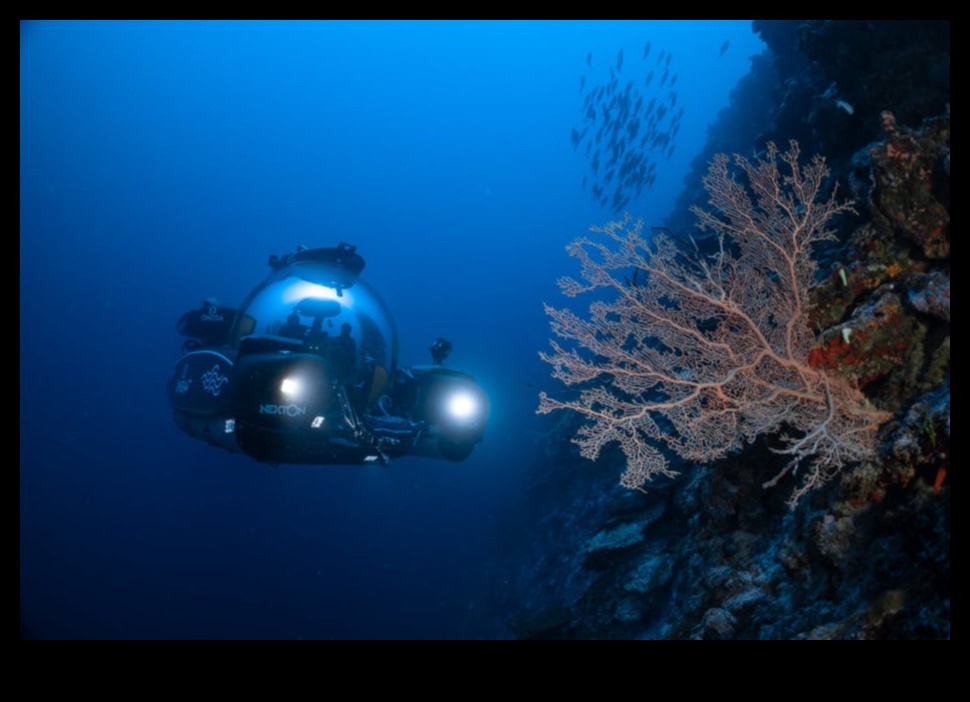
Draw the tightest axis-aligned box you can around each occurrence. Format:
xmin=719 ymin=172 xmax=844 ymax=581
xmin=539 ymin=142 xmax=887 ymax=508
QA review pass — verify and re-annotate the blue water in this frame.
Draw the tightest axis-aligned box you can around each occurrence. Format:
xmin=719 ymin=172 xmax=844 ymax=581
xmin=20 ymin=20 xmax=765 ymax=639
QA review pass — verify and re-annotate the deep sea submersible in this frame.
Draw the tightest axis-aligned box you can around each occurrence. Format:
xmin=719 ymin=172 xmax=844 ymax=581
xmin=167 ymin=243 xmax=488 ymax=466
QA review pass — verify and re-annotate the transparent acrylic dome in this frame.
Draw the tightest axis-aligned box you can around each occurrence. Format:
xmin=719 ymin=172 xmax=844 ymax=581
xmin=230 ymin=257 xmax=398 ymax=378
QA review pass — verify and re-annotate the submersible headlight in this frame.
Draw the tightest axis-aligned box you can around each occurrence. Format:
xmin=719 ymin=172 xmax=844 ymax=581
xmin=280 ymin=376 xmax=302 ymax=397
xmin=446 ymin=391 xmax=479 ymax=422
xmin=278 ymin=363 xmax=328 ymax=401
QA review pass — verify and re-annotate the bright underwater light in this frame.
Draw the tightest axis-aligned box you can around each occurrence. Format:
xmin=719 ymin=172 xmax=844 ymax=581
xmin=446 ymin=392 xmax=479 ymax=421
xmin=280 ymin=376 xmax=302 ymax=397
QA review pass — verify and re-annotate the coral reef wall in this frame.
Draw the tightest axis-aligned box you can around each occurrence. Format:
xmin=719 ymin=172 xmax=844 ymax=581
xmin=510 ymin=20 xmax=949 ymax=640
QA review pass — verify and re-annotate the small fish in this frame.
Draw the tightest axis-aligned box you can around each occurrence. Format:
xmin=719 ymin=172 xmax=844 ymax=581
xmin=718 ymin=39 xmax=730 ymax=58
xmin=835 ymin=99 xmax=855 ymax=115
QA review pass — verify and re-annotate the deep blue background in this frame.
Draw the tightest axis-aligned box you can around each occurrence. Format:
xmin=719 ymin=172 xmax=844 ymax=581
xmin=21 ymin=20 xmax=764 ymax=639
